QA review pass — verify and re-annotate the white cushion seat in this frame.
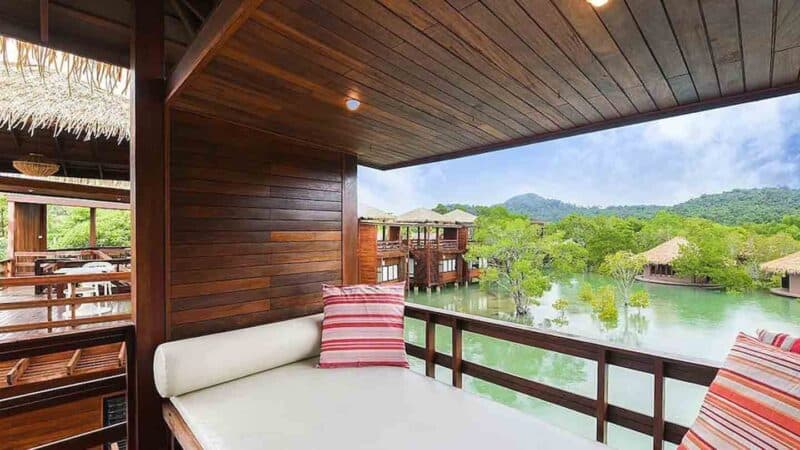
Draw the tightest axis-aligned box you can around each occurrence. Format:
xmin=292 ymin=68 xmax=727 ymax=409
xmin=170 ymin=357 xmax=607 ymax=450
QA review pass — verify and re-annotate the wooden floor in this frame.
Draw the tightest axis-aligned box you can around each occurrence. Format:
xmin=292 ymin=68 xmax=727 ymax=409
xmin=769 ymin=287 xmax=800 ymax=299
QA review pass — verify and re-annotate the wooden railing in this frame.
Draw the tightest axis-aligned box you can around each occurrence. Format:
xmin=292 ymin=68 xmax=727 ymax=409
xmin=377 ymin=240 xmax=406 ymax=252
xmin=407 ymin=239 xmax=460 ymax=251
xmin=0 ymin=324 xmax=134 ymax=449
xmin=0 ymin=272 xmax=132 ymax=335
xmin=404 ymin=304 xmax=720 ymax=450
xmin=12 ymin=247 xmax=130 ymax=277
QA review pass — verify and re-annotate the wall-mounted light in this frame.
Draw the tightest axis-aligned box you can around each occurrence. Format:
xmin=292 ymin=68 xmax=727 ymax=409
xmin=345 ymin=98 xmax=361 ymax=111
xmin=587 ymin=0 xmax=609 ymax=6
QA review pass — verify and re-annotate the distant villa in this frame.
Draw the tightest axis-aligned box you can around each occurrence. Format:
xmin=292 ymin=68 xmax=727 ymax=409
xmin=761 ymin=251 xmax=800 ymax=298
xmin=636 ymin=237 xmax=719 ymax=288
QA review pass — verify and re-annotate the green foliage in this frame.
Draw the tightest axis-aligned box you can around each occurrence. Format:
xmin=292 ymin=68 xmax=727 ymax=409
xmin=432 ymin=203 xmax=485 ymax=215
xmin=628 ymin=290 xmax=650 ymax=308
xmin=468 ymin=206 xmax=586 ymax=315
xmin=552 ymin=298 xmax=569 ymax=312
xmin=47 ymin=206 xmax=131 ymax=249
xmin=593 ymin=286 xmax=619 ymax=326
xmin=599 ymin=251 xmax=648 ymax=304
xmin=578 ymin=283 xmax=594 ymax=303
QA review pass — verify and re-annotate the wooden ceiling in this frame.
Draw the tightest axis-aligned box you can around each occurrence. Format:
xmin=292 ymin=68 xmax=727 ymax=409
xmin=0 ymin=0 xmax=218 ymax=68
xmin=168 ymin=0 xmax=800 ymax=169
xmin=0 ymin=128 xmax=129 ymax=180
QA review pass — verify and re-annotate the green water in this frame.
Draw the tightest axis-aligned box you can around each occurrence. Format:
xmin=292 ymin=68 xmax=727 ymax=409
xmin=403 ymin=274 xmax=800 ymax=450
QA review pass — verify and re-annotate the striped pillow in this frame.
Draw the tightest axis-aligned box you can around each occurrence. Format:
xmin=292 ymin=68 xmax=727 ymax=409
xmin=678 ymin=333 xmax=800 ymax=449
xmin=318 ymin=283 xmax=409 ymax=369
xmin=757 ymin=329 xmax=800 ymax=354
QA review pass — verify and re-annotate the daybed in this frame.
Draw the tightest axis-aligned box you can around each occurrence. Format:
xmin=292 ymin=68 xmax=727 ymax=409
xmin=154 ymin=314 xmax=608 ymax=450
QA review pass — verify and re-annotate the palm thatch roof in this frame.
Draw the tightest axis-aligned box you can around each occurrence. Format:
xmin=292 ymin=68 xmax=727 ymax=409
xmin=760 ymin=251 xmax=800 ymax=275
xmin=0 ymin=36 xmax=129 ymax=142
xmin=396 ymin=208 xmax=447 ymax=224
xmin=443 ymin=209 xmax=477 ymax=223
xmin=639 ymin=237 xmax=690 ymax=265
xmin=359 ymin=205 xmax=395 ymax=222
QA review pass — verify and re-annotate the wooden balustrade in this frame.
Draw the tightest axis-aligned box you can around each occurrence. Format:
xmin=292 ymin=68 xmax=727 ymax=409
xmin=377 ymin=240 xmax=405 ymax=252
xmin=0 ymin=324 xmax=134 ymax=449
xmin=0 ymin=273 xmax=132 ymax=335
xmin=11 ymin=247 xmax=130 ymax=277
xmin=404 ymin=303 xmax=720 ymax=450
xmin=407 ymin=239 xmax=461 ymax=251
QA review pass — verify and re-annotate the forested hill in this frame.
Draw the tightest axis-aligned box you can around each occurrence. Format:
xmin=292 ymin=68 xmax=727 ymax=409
xmin=434 ymin=187 xmax=800 ymax=224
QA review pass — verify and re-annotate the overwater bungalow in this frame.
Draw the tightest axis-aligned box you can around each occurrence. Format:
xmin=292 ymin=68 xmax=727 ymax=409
xmin=0 ymin=1 xmax=799 ymax=449
xmin=637 ymin=237 xmax=719 ymax=288
xmin=358 ymin=207 xmax=479 ymax=290
xmin=760 ymin=251 xmax=800 ymax=298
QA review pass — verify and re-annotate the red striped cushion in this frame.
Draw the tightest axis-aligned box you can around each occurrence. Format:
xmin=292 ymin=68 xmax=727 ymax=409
xmin=757 ymin=329 xmax=800 ymax=354
xmin=318 ymin=282 xmax=409 ymax=369
xmin=678 ymin=333 xmax=800 ymax=450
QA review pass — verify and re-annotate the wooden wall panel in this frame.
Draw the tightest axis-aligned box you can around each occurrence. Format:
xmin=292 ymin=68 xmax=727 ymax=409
xmin=358 ymin=223 xmax=378 ymax=284
xmin=0 ymin=395 xmax=103 ymax=450
xmin=169 ymin=111 xmax=348 ymax=340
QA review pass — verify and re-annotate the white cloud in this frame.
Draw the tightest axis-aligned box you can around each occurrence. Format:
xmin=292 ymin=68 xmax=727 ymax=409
xmin=359 ymin=94 xmax=800 ymax=209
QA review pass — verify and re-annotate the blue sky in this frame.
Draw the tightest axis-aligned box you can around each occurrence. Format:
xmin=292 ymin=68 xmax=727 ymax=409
xmin=359 ymin=93 xmax=800 ymax=213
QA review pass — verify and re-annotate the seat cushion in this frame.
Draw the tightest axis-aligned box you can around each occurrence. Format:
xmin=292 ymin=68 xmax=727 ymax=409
xmin=171 ymin=357 xmax=608 ymax=450
xmin=678 ymin=333 xmax=800 ymax=449
xmin=319 ymin=282 xmax=408 ymax=368
xmin=757 ymin=328 xmax=800 ymax=353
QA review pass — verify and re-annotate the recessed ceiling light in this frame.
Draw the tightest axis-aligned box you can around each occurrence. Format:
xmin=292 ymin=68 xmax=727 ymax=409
xmin=587 ymin=0 xmax=608 ymax=6
xmin=345 ymin=98 xmax=361 ymax=111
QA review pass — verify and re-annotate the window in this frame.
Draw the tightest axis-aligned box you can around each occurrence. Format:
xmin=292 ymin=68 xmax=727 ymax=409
xmin=408 ymin=258 xmax=415 ymax=278
xmin=378 ymin=264 xmax=399 ymax=282
xmin=471 ymin=258 xmax=488 ymax=269
xmin=439 ymin=258 xmax=456 ymax=273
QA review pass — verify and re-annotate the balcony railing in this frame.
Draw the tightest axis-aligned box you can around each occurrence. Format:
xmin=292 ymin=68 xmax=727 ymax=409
xmin=0 ymin=272 xmax=131 ymax=336
xmin=404 ymin=303 xmax=720 ymax=450
xmin=377 ymin=240 xmax=406 ymax=253
xmin=0 ymin=324 xmax=134 ymax=449
xmin=408 ymin=239 xmax=460 ymax=251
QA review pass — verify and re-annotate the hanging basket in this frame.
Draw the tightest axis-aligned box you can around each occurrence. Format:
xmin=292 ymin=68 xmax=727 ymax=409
xmin=12 ymin=153 xmax=60 ymax=177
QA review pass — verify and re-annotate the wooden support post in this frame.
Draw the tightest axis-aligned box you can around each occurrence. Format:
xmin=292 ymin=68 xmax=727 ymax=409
xmin=341 ymin=154 xmax=358 ymax=285
xmin=452 ymin=319 xmax=462 ymax=388
xmin=130 ymin=0 xmax=168 ymax=448
xmin=66 ymin=349 xmax=82 ymax=375
xmin=596 ymin=349 xmax=608 ymax=443
xmin=89 ymin=207 xmax=97 ymax=247
xmin=118 ymin=342 xmax=127 ymax=368
xmin=653 ymin=360 xmax=665 ymax=450
xmin=425 ymin=317 xmax=436 ymax=378
xmin=6 ymin=357 xmax=30 ymax=385
xmin=39 ymin=0 xmax=48 ymax=43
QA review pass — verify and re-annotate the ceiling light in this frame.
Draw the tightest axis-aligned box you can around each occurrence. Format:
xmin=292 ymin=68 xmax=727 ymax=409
xmin=587 ymin=0 xmax=608 ymax=6
xmin=345 ymin=98 xmax=361 ymax=111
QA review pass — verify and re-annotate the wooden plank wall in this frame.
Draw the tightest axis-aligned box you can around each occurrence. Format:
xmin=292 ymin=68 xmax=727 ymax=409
xmin=168 ymin=111 xmax=352 ymax=339
xmin=358 ymin=223 xmax=378 ymax=284
xmin=0 ymin=395 xmax=103 ymax=450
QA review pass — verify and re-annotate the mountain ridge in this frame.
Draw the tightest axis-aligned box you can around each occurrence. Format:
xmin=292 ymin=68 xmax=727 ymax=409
xmin=434 ymin=187 xmax=800 ymax=225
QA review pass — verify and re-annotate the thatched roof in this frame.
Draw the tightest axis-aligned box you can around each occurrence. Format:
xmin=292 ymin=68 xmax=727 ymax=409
xmin=0 ymin=36 xmax=129 ymax=143
xmin=359 ymin=205 xmax=395 ymax=222
xmin=639 ymin=237 xmax=690 ymax=265
xmin=396 ymin=208 xmax=447 ymax=223
xmin=760 ymin=251 xmax=800 ymax=275
xmin=443 ymin=209 xmax=477 ymax=223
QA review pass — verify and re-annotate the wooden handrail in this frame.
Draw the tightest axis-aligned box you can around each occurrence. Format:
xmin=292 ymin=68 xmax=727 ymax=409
xmin=0 ymin=294 xmax=130 ymax=311
xmin=404 ymin=303 xmax=720 ymax=448
xmin=0 ymin=314 xmax=131 ymax=334
xmin=0 ymin=272 xmax=130 ymax=287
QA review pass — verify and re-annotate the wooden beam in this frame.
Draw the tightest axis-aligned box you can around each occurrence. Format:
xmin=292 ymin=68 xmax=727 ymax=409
xmin=166 ymin=0 xmax=263 ymax=104
xmin=39 ymin=0 xmax=48 ymax=43
xmin=66 ymin=349 xmax=82 ymax=376
xmin=0 ymin=176 xmax=128 ymax=204
xmin=4 ymin=193 xmax=129 ymax=211
xmin=341 ymin=154 xmax=358 ymax=284
xmin=130 ymin=0 xmax=168 ymax=447
xmin=6 ymin=358 xmax=30 ymax=385
xmin=170 ymin=0 xmax=196 ymax=40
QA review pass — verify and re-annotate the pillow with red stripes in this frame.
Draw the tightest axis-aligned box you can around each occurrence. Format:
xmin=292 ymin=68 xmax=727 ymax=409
xmin=678 ymin=333 xmax=800 ymax=449
xmin=318 ymin=282 xmax=409 ymax=369
xmin=756 ymin=329 xmax=800 ymax=353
